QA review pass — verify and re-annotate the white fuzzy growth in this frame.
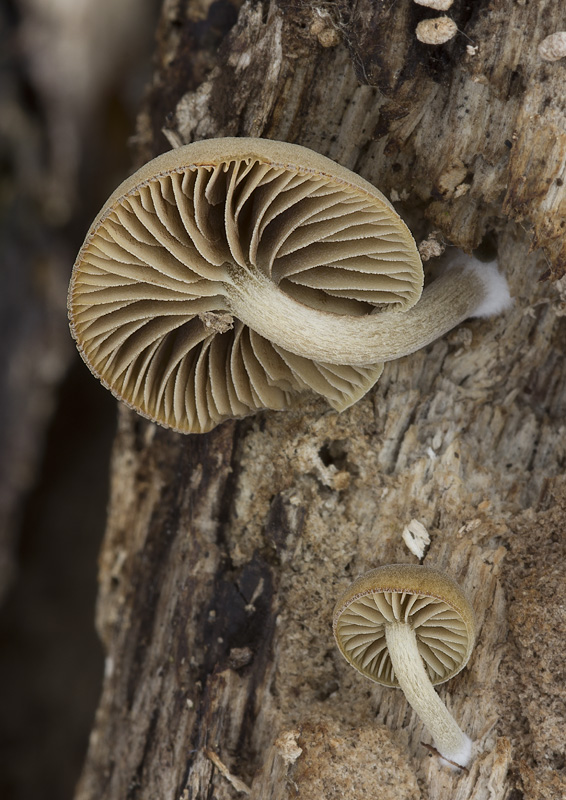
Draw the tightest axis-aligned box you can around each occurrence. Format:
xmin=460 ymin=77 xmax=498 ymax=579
xmin=438 ymin=733 xmax=473 ymax=770
xmin=446 ymin=254 xmax=512 ymax=318
xmin=466 ymin=260 xmax=512 ymax=318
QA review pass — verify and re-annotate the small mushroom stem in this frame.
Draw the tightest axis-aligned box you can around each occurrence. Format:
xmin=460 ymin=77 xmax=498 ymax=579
xmin=226 ymin=259 xmax=510 ymax=366
xmin=385 ymin=621 xmax=472 ymax=768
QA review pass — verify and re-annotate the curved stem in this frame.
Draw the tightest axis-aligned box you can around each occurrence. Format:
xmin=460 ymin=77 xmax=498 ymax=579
xmin=385 ymin=622 xmax=472 ymax=767
xmin=226 ymin=263 xmax=503 ymax=366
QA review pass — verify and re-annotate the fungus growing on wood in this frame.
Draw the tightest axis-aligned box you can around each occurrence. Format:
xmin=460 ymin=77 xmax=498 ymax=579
xmin=68 ymin=137 xmax=510 ymax=434
xmin=333 ymin=564 xmax=476 ymax=769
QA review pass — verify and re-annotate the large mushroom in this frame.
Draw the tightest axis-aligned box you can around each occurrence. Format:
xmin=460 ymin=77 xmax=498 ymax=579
xmin=68 ymin=137 xmax=511 ymax=433
xmin=333 ymin=564 xmax=476 ymax=769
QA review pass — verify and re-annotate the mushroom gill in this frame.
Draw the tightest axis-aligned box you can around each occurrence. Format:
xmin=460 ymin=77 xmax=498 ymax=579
xmin=69 ymin=138 xmax=510 ymax=434
xmin=69 ymin=138 xmax=422 ymax=433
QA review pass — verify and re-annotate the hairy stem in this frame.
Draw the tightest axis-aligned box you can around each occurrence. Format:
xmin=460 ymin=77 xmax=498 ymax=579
xmin=385 ymin=622 xmax=472 ymax=767
xmin=226 ymin=263 xmax=501 ymax=366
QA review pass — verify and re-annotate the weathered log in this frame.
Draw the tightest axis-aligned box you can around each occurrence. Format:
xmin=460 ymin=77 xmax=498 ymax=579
xmin=76 ymin=2 xmax=566 ymax=798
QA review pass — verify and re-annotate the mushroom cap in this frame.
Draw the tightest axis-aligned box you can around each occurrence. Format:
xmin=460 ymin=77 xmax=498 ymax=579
xmin=68 ymin=137 xmax=422 ymax=433
xmin=333 ymin=564 xmax=476 ymax=687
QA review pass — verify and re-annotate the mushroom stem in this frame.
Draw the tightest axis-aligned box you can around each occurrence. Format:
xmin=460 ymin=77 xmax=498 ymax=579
xmin=226 ymin=259 xmax=510 ymax=366
xmin=385 ymin=621 xmax=472 ymax=768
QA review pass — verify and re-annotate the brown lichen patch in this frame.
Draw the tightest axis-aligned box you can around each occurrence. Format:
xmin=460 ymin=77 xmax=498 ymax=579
xmin=498 ymin=479 xmax=566 ymax=796
xmin=288 ymin=721 xmax=420 ymax=800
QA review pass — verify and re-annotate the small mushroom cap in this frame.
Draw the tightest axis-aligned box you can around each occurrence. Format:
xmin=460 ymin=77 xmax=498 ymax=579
xmin=68 ymin=138 xmax=422 ymax=434
xmin=333 ymin=564 xmax=476 ymax=687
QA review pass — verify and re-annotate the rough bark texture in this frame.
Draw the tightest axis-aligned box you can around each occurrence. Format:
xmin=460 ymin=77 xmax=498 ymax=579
xmin=76 ymin=2 xmax=566 ymax=799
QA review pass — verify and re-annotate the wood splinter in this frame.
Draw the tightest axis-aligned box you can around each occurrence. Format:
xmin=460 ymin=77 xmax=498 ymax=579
xmin=204 ymin=748 xmax=252 ymax=795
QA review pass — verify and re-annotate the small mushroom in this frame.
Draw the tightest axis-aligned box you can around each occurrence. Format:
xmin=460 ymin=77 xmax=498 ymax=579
xmin=68 ymin=137 xmax=510 ymax=433
xmin=333 ymin=564 xmax=476 ymax=768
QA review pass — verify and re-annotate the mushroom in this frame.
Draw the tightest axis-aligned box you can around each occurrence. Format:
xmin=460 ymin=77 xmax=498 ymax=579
xmin=68 ymin=137 xmax=511 ymax=433
xmin=333 ymin=563 xmax=476 ymax=769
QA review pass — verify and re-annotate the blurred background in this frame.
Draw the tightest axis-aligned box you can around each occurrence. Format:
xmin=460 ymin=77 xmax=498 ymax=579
xmin=0 ymin=1 xmax=161 ymax=797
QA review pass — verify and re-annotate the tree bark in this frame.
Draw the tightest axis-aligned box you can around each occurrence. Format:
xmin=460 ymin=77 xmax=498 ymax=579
xmin=76 ymin=2 xmax=566 ymax=799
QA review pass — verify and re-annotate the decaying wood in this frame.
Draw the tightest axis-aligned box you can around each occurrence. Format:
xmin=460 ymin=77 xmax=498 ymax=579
xmin=76 ymin=2 xmax=566 ymax=799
